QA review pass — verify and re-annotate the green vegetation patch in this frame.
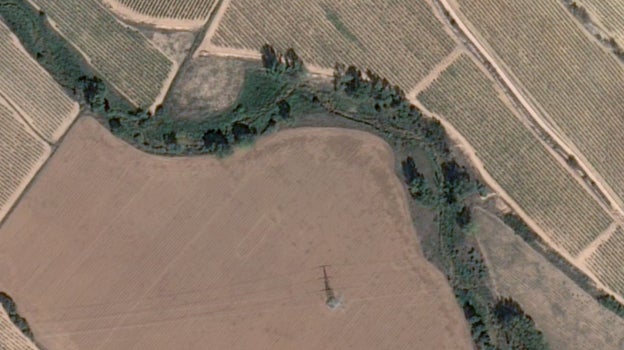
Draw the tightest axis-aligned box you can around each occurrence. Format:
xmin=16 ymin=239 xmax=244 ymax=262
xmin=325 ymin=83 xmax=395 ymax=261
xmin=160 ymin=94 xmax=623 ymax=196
xmin=320 ymin=4 xmax=359 ymax=44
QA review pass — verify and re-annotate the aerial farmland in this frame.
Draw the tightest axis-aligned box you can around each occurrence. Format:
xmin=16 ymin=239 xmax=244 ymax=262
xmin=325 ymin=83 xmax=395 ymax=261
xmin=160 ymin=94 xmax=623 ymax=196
xmin=102 ymin=0 xmax=218 ymax=29
xmin=0 ymin=118 xmax=472 ymax=349
xmin=1 ymin=0 xmax=624 ymax=349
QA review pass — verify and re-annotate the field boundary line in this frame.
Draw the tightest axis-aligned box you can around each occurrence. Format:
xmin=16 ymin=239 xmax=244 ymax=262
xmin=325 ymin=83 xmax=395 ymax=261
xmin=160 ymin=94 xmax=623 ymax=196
xmin=412 ymin=98 xmax=608 ymax=280
xmin=25 ymin=0 xmax=177 ymax=114
xmin=576 ymin=222 xmax=620 ymax=262
xmin=434 ymin=0 xmax=624 ymax=217
xmin=198 ymin=44 xmax=334 ymax=78
xmin=415 ymin=99 xmax=624 ymax=305
xmin=1 ymin=22 xmax=80 ymax=143
xmin=0 ymin=90 xmax=49 ymax=145
xmin=0 ymin=97 xmax=52 ymax=227
xmin=194 ymin=0 xmax=231 ymax=58
xmin=407 ymin=46 xmax=463 ymax=100
xmin=101 ymin=0 xmax=208 ymax=31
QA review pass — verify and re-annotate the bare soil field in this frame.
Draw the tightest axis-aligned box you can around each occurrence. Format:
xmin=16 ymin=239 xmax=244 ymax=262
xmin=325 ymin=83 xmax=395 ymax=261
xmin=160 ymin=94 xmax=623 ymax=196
xmin=201 ymin=0 xmax=457 ymax=91
xmin=0 ymin=307 xmax=37 ymax=350
xmin=474 ymin=208 xmax=624 ymax=350
xmin=0 ymin=117 xmax=471 ymax=350
xmin=164 ymin=55 xmax=253 ymax=119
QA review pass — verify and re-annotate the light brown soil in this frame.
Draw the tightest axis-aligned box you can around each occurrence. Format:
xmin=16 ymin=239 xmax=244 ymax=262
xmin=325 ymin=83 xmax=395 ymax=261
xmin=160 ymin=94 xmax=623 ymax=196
xmin=474 ymin=208 xmax=624 ymax=350
xmin=0 ymin=117 xmax=472 ymax=350
xmin=145 ymin=31 xmax=195 ymax=66
xmin=166 ymin=55 xmax=251 ymax=119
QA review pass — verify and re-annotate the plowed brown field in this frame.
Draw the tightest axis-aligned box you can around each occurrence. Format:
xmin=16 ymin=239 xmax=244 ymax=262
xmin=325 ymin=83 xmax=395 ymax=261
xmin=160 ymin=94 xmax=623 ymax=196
xmin=0 ymin=117 xmax=471 ymax=350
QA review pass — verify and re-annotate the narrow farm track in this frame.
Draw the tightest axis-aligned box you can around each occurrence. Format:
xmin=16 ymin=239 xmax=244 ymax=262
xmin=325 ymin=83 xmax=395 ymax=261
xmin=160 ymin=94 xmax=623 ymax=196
xmin=432 ymin=0 xmax=624 ymax=302
xmin=198 ymin=0 xmax=456 ymax=91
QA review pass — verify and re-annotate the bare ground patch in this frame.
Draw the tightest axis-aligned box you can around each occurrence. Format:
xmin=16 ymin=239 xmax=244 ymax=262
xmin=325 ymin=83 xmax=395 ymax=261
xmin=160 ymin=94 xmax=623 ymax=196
xmin=0 ymin=117 xmax=471 ymax=350
xmin=163 ymin=55 xmax=253 ymax=119
xmin=474 ymin=208 xmax=624 ymax=350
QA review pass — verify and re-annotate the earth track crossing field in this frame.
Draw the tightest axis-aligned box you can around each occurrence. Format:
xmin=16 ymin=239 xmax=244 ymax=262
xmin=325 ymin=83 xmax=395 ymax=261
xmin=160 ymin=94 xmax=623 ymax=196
xmin=206 ymin=0 xmax=456 ymax=91
xmin=112 ymin=0 xmax=216 ymax=20
xmin=576 ymin=0 xmax=624 ymax=46
xmin=0 ymin=307 xmax=37 ymax=350
xmin=0 ymin=20 xmax=78 ymax=143
xmin=451 ymin=0 xmax=624 ymax=209
xmin=587 ymin=227 xmax=624 ymax=298
xmin=0 ymin=99 xmax=50 ymax=228
xmin=475 ymin=209 xmax=624 ymax=350
xmin=0 ymin=117 xmax=472 ymax=350
xmin=28 ymin=0 xmax=176 ymax=109
xmin=418 ymin=54 xmax=613 ymax=257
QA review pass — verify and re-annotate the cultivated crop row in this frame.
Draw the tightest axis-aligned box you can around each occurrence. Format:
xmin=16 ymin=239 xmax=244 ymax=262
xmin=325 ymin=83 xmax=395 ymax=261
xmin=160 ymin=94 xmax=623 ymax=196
xmin=31 ymin=0 xmax=175 ymax=108
xmin=116 ymin=0 xmax=216 ymax=20
xmin=0 ymin=102 xmax=50 ymax=223
xmin=418 ymin=55 xmax=613 ymax=256
xmin=0 ymin=308 xmax=37 ymax=350
xmin=587 ymin=227 xmax=624 ymax=297
xmin=453 ymin=0 xmax=624 ymax=208
xmin=211 ymin=0 xmax=456 ymax=91
xmin=0 ymin=21 xmax=77 ymax=143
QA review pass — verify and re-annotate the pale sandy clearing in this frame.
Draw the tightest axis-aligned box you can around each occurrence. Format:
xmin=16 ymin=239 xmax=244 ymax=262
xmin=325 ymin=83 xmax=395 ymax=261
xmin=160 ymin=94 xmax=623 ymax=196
xmin=0 ymin=117 xmax=472 ymax=350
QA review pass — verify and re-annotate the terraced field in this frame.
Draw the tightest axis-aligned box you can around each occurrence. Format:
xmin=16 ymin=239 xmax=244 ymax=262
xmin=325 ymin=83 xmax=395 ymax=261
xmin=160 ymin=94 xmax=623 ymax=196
xmin=0 ymin=307 xmax=37 ymax=350
xmin=418 ymin=55 xmax=613 ymax=257
xmin=30 ymin=0 xmax=176 ymax=109
xmin=206 ymin=0 xmax=456 ymax=90
xmin=111 ymin=0 xmax=216 ymax=20
xmin=450 ymin=0 xmax=624 ymax=208
xmin=0 ymin=99 xmax=50 ymax=224
xmin=0 ymin=20 xmax=78 ymax=143
xmin=587 ymin=227 xmax=624 ymax=297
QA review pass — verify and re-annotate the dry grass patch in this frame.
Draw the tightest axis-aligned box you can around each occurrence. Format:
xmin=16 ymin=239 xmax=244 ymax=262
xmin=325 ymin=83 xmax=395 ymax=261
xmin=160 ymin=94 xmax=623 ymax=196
xmin=204 ymin=0 xmax=456 ymax=91
xmin=165 ymin=55 xmax=252 ymax=119
xmin=0 ymin=117 xmax=472 ymax=350
xmin=0 ymin=20 xmax=78 ymax=143
xmin=474 ymin=208 xmax=624 ymax=350
xmin=418 ymin=54 xmax=612 ymax=257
